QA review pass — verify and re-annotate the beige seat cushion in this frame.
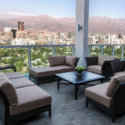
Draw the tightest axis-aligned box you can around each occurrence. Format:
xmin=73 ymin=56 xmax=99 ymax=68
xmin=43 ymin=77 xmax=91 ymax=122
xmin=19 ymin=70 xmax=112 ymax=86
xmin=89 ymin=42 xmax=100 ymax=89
xmin=114 ymin=71 xmax=125 ymax=76
xmin=48 ymin=56 xmax=66 ymax=67
xmin=9 ymin=86 xmax=52 ymax=116
xmin=29 ymin=67 xmax=60 ymax=77
xmin=85 ymin=82 xmax=112 ymax=107
xmin=10 ymin=77 xmax=35 ymax=89
xmin=0 ymin=72 xmax=18 ymax=106
xmin=65 ymin=56 xmax=78 ymax=68
xmin=5 ymin=72 xmax=24 ymax=80
xmin=52 ymin=65 xmax=74 ymax=73
xmin=106 ymin=74 xmax=125 ymax=97
xmin=87 ymin=65 xmax=102 ymax=75
xmin=98 ymin=55 xmax=117 ymax=66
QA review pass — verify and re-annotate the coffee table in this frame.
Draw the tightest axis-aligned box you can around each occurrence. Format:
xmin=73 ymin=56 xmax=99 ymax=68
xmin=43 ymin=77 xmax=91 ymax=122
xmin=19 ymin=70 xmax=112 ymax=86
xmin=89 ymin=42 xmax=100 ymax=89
xmin=56 ymin=71 xmax=105 ymax=100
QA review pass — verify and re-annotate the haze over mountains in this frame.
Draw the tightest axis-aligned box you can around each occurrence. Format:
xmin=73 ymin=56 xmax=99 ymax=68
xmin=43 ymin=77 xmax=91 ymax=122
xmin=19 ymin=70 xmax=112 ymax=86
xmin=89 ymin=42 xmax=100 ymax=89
xmin=89 ymin=16 xmax=125 ymax=35
xmin=0 ymin=15 xmax=125 ymax=35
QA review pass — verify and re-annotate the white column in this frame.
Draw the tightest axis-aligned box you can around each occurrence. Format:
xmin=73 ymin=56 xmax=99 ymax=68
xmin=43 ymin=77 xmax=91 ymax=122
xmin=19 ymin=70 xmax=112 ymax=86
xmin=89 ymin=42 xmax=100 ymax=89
xmin=75 ymin=0 xmax=89 ymax=67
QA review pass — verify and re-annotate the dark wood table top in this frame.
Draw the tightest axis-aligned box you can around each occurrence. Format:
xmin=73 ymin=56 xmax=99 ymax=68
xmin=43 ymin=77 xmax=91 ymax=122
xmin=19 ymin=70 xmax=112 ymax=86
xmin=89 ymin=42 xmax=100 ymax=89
xmin=56 ymin=71 xmax=105 ymax=84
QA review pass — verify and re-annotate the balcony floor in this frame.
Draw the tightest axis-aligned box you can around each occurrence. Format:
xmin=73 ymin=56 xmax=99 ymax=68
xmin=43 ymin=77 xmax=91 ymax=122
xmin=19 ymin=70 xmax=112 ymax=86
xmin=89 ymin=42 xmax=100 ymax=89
xmin=2 ymin=76 xmax=125 ymax=125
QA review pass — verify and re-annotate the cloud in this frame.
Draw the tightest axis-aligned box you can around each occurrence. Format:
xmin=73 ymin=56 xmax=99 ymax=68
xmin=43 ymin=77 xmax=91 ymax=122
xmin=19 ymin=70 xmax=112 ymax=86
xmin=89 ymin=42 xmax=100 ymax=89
xmin=0 ymin=11 xmax=37 ymax=19
xmin=0 ymin=11 xmax=66 ymax=19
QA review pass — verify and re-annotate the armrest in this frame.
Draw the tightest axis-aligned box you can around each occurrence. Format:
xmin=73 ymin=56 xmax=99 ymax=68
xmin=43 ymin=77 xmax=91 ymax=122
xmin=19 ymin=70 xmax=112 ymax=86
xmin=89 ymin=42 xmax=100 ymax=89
xmin=113 ymin=82 xmax=125 ymax=114
xmin=101 ymin=59 xmax=120 ymax=77
xmin=85 ymin=57 xmax=98 ymax=67
xmin=0 ymin=66 xmax=16 ymax=72
xmin=111 ymin=61 xmax=125 ymax=75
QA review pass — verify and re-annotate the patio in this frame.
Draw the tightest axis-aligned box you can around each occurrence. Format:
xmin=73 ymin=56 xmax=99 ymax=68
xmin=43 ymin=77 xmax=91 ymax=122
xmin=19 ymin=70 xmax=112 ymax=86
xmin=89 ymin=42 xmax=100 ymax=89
xmin=2 ymin=75 xmax=124 ymax=125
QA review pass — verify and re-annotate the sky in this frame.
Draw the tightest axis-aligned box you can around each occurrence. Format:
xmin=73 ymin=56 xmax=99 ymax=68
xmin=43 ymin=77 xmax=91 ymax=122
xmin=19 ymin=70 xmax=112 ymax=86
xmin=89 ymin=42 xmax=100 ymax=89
xmin=0 ymin=0 xmax=76 ymax=19
xmin=0 ymin=0 xmax=125 ymax=19
xmin=89 ymin=0 xmax=125 ymax=18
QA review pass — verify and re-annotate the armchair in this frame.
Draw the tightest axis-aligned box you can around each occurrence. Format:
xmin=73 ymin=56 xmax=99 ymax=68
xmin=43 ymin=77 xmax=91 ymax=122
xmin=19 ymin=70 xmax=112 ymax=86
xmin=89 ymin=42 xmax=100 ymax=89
xmin=85 ymin=55 xmax=120 ymax=77
xmin=85 ymin=74 xmax=125 ymax=123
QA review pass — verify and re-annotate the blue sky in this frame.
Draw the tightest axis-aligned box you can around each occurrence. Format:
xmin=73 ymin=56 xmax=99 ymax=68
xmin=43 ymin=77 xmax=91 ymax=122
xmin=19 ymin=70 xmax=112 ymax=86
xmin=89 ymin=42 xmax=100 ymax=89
xmin=0 ymin=0 xmax=125 ymax=19
xmin=0 ymin=0 xmax=76 ymax=19
xmin=89 ymin=0 xmax=125 ymax=18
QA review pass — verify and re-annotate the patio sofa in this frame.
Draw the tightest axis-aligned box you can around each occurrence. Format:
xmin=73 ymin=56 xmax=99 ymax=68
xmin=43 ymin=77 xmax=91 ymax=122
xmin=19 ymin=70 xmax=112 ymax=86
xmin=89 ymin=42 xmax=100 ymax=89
xmin=29 ymin=55 xmax=79 ymax=85
xmin=111 ymin=61 xmax=125 ymax=76
xmin=85 ymin=74 xmax=125 ymax=123
xmin=0 ymin=66 xmax=52 ymax=125
xmin=85 ymin=55 xmax=120 ymax=77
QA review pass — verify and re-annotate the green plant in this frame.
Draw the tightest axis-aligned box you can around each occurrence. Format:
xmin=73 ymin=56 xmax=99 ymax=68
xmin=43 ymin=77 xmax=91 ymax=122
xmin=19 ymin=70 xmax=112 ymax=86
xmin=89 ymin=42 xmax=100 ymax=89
xmin=75 ymin=66 xmax=85 ymax=73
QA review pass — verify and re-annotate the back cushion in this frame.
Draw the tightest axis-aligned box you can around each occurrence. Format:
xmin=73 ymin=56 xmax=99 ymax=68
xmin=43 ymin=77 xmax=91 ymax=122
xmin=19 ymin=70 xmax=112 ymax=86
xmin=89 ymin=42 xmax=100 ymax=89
xmin=106 ymin=74 xmax=125 ymax=97
xmin=98 ymin=55 xmax=117 ymax=66
xmin=49 ymin=56 xmax=66 ymax=67
xmin=0 ymin=72 xmax=18 ymax=106
xmin=65 ymin=56 xmax=78 ymax=68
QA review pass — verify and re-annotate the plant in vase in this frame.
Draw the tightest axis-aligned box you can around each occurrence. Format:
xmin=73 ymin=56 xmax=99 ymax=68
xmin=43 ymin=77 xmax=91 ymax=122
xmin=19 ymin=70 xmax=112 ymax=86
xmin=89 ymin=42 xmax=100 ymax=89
xmin=75 ymin=66 xmax=85 ymax=76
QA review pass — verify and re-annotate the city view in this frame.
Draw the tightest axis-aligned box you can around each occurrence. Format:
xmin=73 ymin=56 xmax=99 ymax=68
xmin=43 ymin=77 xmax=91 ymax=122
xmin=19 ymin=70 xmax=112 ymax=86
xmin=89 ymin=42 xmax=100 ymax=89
xmin=0 ymin=0 xmax=75 ymax=73
xmin=0 ymin=0 xmax=125 ymax=74
xmin=0 ymin=0 xmax=125 ymax=46
xmin=88 ymin=0 xmax=125 ymax=45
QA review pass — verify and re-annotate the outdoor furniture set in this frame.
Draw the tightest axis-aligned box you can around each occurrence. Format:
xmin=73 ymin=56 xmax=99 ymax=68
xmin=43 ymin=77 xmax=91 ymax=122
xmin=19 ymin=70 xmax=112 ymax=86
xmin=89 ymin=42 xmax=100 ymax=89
xmin=0 ymin=55 xmax=124 ymax=124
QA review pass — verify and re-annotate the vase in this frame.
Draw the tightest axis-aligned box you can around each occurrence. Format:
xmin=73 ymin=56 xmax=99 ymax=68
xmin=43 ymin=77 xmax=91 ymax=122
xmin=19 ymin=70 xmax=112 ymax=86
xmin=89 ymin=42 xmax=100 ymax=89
xmin=76 ymin=71 xmax=84 ymax=76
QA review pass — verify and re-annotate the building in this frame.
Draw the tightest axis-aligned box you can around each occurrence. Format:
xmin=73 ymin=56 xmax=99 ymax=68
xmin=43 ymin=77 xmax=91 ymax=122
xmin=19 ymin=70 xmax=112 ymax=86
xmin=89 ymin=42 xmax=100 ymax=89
xmin=16 ymin=30 xmax=30 ymax=39
xmin=4 ymin=27 xmax=18 ymax=39
xmin=18 ymin=21 xmax=24 ymax=31
xmin=11 ymin=38 xmax=36 ymax=45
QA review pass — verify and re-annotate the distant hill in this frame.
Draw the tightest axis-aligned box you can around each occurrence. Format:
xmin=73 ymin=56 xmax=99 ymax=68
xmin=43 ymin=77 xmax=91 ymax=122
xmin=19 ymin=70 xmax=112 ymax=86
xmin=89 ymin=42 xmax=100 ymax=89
xmin=0 ymin=15 xmax=75 ymax=32
xmin=89 ymin=16 xmax=125 ymax=35
xmin=0 ymin=15 xmax=125 ymax=35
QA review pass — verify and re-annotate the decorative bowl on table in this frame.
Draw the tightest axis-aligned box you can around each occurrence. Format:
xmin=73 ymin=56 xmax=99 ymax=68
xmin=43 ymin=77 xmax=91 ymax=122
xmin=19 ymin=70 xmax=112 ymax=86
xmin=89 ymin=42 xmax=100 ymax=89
xmin=75 ymin=66 xmax=85 ymax=76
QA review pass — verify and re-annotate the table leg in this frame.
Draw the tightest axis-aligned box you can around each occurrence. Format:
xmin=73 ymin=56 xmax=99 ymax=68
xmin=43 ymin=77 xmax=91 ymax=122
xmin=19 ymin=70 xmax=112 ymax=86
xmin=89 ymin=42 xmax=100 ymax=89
xmin=57 ymin=77 xmax=60 ymax=89
xmin=75 ymin=85 xmax=77 ymax=100
xmin=101 ymin=79 xmax=104 ymax=84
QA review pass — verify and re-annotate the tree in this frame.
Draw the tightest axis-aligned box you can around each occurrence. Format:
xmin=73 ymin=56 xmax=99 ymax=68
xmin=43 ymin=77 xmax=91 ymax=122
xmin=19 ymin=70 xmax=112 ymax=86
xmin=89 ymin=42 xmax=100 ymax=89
xmin=15 ymin=61 xmax=24 ymax=72
xmin=37 ymin=61 xmax=42 ymax=66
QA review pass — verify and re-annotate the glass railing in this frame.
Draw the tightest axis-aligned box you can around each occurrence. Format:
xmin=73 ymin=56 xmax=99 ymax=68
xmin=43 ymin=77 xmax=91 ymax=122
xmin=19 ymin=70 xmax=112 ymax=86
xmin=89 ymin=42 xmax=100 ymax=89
xmin=88 ymin=44 xmax=125 ymax=60
xmin=0 ymin=45 xmax=75 ymax=74
xmin=1 ymin=44 xmax=125 ymax=74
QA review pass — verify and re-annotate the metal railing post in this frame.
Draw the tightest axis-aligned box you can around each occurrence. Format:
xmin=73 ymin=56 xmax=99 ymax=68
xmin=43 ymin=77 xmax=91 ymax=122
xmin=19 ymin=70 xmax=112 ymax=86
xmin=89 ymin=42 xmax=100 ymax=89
xmin=53 ymin=46 xmax=55 ymax=56
xmin=72 ymin=46 xmax=75 ymax=56
xmin=112 ymin=45 xmax=115 ymax=57
xmin=28 ymin=47 xmax=31 ymax=68
xmin=122 ymin=46 xmax=124 ymax=60
xmin=88 ymin=46 xmax=91 ymax=57
xmin=101 ymin=46 xmax=104 ymax=55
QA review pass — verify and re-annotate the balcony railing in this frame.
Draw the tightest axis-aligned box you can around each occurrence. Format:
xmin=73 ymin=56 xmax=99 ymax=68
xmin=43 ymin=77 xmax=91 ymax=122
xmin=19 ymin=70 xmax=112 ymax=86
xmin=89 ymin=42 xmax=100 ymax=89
xmin=88 ymin=44 xmax=125 ymax=60
xmin=0 ymin=44 xmax=125 ymax=74
xmin=0 ymin=45 xmax=75 ymax=71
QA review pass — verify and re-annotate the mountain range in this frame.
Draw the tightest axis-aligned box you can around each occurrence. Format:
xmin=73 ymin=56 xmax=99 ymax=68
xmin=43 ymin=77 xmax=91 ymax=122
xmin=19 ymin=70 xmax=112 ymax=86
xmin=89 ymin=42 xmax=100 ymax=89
xmin=0 ymin=15 xmax=125 ymax=35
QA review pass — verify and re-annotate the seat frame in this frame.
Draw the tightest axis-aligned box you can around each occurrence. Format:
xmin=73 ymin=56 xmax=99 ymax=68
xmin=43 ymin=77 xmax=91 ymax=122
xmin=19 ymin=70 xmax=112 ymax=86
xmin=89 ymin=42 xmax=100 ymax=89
xmin=0 ymin=66 xmax=51 ymax=125
xmin=29 ymin=57 xmax=80 ymax=85
xmin=0 ymin=89 xmax=51 ymax=125
xmin=86 ymin=82 xmax=125 ymax=123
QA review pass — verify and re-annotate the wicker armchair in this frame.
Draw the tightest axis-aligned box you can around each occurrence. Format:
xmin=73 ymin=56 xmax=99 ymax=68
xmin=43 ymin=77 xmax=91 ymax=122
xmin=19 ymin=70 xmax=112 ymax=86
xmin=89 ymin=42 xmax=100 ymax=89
xmin=85 ymin=55 xmax=120 ymax=77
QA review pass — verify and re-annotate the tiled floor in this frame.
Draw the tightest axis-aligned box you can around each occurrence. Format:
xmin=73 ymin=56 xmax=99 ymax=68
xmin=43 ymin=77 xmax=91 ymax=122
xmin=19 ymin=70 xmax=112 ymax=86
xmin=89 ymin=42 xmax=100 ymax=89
xmin=1 ymin=77 xmax=125 ymax=125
